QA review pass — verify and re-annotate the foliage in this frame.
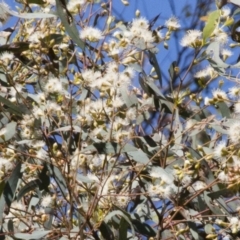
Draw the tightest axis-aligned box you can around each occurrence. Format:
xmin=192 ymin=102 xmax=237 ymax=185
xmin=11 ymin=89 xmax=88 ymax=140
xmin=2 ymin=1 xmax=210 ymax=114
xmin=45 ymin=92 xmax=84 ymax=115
xmin=0 ymin=0 xmax=240 ymax=239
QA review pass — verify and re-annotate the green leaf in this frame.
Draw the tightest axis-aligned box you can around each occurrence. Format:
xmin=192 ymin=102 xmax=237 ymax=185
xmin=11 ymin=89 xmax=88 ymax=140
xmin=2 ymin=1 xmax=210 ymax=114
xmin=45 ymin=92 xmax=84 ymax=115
xmin=203 ymin=10 xmax=221 ymax=43
xmin=145 ymin=78 xmax=166 ymax=99
xmin=47 ymin=164 xmax=67 ymax=196
xmin=216 ymin=102 xmax=231 ymax=118
xmin=0 ymin=42 xmax=29 ymax=54
xmin=187 ymin=221 xmax=203 ymax=240
xmin=105 ymin=210 xmax=135 ymax=237
xmin=27 ymin=0 xmax=46 ymax=5
xmin=148 ymin=51 xmax=162 ymax=87
xmin=206 ymin=42 xmax=229 ymax=70
xmin=0 ymin=95 xmax=24 ymax=116
xmin=119 ymin=217 xmax=129 ymax=240
xmin=8 ymin=219 xmax=14 ymax=234
xmin=126 ymin=149 xmax=149 ymax=164
xmin=99 ymin=222 xmax=114 ymax=240
xmin=55 ymin=0 xmax=85 ymax=50
xmin=4 ymin=163 xmax=22 ymax=207
xmin=120 ymin=88 xmax=138 ymax=108
xmin=0 ymin=181 xmax=5 ymax=198
xmin=168 ymin=61 xmax=177 ymax=90
xmin=231 ymin=0 xmax=240 ymax=6
xmin=79 ymin=88 xmax=89 ymax=101
xmin=14 ymin=230 xmax=50 ymax=239
xmin=83 ymin=142 xmax=136 ymax=154
xmin=0 ymin=3 xmax=56 ymax=19
xmin=0 ymin=121 xmax=17 ymax=143
xmin=132 ymin=219 xmax=156 ymax=237
xmin=17 ymin=179 xmax=41 ymax=201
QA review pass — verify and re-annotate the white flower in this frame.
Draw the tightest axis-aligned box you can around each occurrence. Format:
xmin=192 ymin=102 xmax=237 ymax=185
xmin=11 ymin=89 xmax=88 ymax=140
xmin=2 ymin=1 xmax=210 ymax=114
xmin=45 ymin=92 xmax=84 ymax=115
xmin=228 ymin=122 xmax=240 ymax=143
xmin=116 ymin=195 xmax=130 ymax=207
xmin=214 ymin=140 xmax=227 ymax=160
xmin=112 ymin=96 xmax=124 ymax=108
xmin=234 ymin=102 xmax=240 ymax=114
xmin=230 ymin=217 xmax=239 ymax=226
xmin=229 ymin=86 xmax=240 ymax=98
xmin=180 ymin=30 xmax=202 ymax=47
xmin=181 ymin=175 xmax=192 ymax=186
xmin=214 ymin=32 xmax=228 ymax=44
xmin=80 ymin=27 xmax=103 ymax=42
xmin=194 ymin=65 xmax=216 ymax=79
xmin=81 ymin=69 xmax=101 ymax=86
xmin=45 ymin=77 xmax=63 ymax=94
xmin=221 ymin=48 xmax=233 ymax=58
xmin=0 ymin=157 xmax=13 ymax=173
xmin=131 ymin=17 xmax=149 ymax=30
xmin=0 ymin=52 xmax=14 ymax=62
xmin=165 ymin=16 xmax=181 ymax=30
xmin=67 ymin=0 xmax=86 ymax=13
xmin=221 ymin=6 xmax=231 ymax=18
xmin=149 ymin=166 xmax=162 ymax=178
xmin=41 ymin=195 xmax=53 ymax=207
xmin=87 ymin=173 xmax=100 ymax=183
xmin=21 ymin=127 xmax=32 ymax=139
xmin=204 ymin=97 xmax=211 ymax=106
xmin=218 ymin=171 xmax=229 ymax=183
xmin=191 ymin=181 xmax=206 ymax=191
xmin=0 ymin=2 xmax=10 ymax=24
xmin=212 ymin=88 xmax=228 ymax=101
xmin=126 ymin=108 xmax=137 ymax=121
xmin=29 ymin=31 xmax=42 ymax=43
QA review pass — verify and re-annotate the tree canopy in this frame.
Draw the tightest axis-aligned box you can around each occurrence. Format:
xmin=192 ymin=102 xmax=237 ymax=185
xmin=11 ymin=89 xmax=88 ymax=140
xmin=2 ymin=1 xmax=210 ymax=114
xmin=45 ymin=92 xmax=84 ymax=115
xmin=0 ymin=0 xmax=240 ymax=239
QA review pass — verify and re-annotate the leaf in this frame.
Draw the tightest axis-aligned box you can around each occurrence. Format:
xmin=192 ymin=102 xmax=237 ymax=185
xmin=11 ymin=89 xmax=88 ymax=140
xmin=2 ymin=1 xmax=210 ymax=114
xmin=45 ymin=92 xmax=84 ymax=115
xmin=105 ymin=210 xmax=135 ymax=237
xmin=0 ymin=121 xmax=17 ymax=143
xmin=120 ymin=88 xmax=138 ymax=108
xmin=0 ymin=3 xmax=56 ymax=19
xmin=204 ymin=224 xmax=215 ymax=234
xmin=14 ymin=230 xmax=50 ymax=239
xmin=17 ymin=179 xmax=41 ymax=201
xmin=206 ymin=42 xmax=229 ymax=69
xmin=145 ymin=78 xmax=166 ymax=99
xmin=99 ymin=222 xmax=114 ymax=240
xmin=51 ymin=125 xmax=81 ymax=133
xmin=148 ymin=51 xmax=162 ymax=87
xmin=207 ymin=189 xmax=232 ymax=199
xmin=131 ymin=219 xmax=156 ymax=237
xmin=47 ymin=164 xmax=67 ymax=196
xmin=0 ymin=195 xmax=5 ymax=224
xmin=231 ymin=0 xmax=240 ymax=6
xmin=203 ymin=10 xmax=221 ymax=43
xmin=187 ymin=221 xmax=203 ymax=240
xmin=4 ymin=163 xmax=22 ymax=207
xmin=79 ymin=88 xmax=89 ymax=101
xmin=0 ymin=42 xmax=29 ymax=54
xmin=126 ymin=149 xmax=149 ymax=164
xmin=27 ymin=0 xmax=46 ymax=4
xmin=168 ymin=61 xmax=177 ymax=90
xmin=216 ymin=102 xmax=231 ymax=118
xmin=83 ymin=142 xmax=137 ymax=154
xmin=0 ymin=182 xmax=5 ymax=198
xmin=203 ymin=191 xmax=226 ymax=220
xmin=55 ymin=0 xmax=85 ymax=50
xmin=119 ymin=217 xmax=129 ymax=240
xmin=0 ymin=95 xmax=24 ymax=116
xmin=7 ymin=219 xmax=14 ymax=233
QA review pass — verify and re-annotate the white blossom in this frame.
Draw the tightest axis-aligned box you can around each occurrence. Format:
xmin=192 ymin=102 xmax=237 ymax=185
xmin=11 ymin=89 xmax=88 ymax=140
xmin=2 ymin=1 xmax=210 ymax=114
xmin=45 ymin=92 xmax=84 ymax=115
xmin=80 ymin=27 xmax=103 ymax=42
